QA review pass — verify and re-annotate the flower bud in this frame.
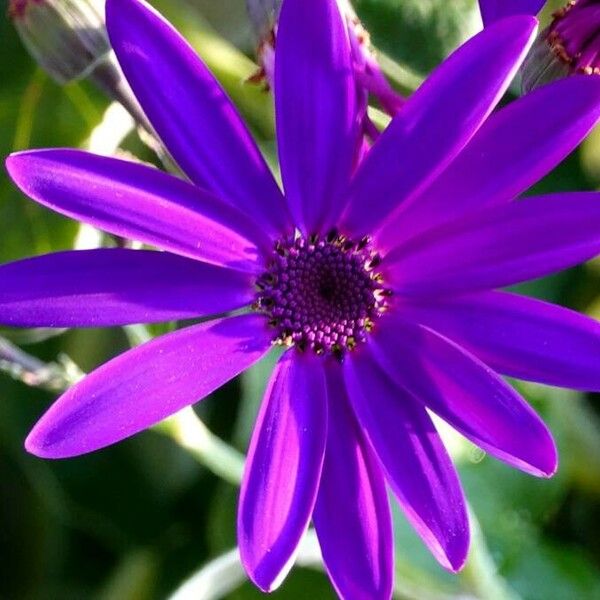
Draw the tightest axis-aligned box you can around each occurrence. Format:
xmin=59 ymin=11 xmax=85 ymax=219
xmin=9 ymin=0 xmax=110 ymax=84
xmin=521 ymin=0 xmax=600 ymax=93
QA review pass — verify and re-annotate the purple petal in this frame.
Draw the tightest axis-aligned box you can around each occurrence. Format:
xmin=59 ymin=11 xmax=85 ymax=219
xmin=105 ymin=0 xmax=290 ymax=236
xmin=370 ymin=316 xmax=558 ymax=477
xmin=339 ymin=16 xmax=537 ymax=238
xmin=377 ymin=77 xmax=600 ymax=249
xmin=0 ymin=249 xmax=253 ymax=327
xmin=6 ymin=149 xmax=267 ymax=272
xmin=479 ymin=0 xmax=546 ymax=26
xmin=344 ymin=348 xmax=469 ymax=571
xmin=238 ymin=352 xmax=327 ymax=592
xmin=313 ymin=367 xmax=393 ymax=600
xmin=275 ymin=0 xmax=359 ymax=233
xmin=26 ymin=314 xmax=271 ymax=458
xmin=387 ymin=192 xmax=600 ymax=297
xmin=398 ymin=291 xmax=600 ymax=392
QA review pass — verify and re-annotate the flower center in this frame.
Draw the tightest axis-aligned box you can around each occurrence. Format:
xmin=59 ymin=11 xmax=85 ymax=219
xmin=255 ymin=231 xmax=391 ymax=359
xmin=547 ymin=0 xmax=600 ymax=75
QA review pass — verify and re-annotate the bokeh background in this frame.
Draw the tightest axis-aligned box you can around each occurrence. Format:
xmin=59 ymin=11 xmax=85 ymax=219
xmin=1 ymin=0 xmax=600 ymax=598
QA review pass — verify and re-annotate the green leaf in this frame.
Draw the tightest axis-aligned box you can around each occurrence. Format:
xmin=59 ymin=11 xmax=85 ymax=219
xmin=354 ymin=0 xmax=480 ymax=76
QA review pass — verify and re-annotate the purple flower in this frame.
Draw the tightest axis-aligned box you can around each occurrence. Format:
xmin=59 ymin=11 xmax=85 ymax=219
xmin=3 ymin=0 xmax=600 ymax=596
xmin=480 ymin=1 xmax=600 ymax=90
xmin=522 ymin=0 xmax=600 ymax=92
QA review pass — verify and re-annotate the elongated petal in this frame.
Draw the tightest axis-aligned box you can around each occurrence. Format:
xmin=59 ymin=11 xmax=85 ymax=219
xmin=339 ymin=16 xmax=537 ymax=238
xmin=479 ymin=0 xmax=545 ymax=26
xmin=313 ymin=367 xmax=393 ymax=600
xmin=275 ymin=0 xmax=358 ymax=233
xmin=344 ymin=349 xmax=469 ymax=571
xmin=26 ymin=314 xmax=271 ymax=458
xmin=105 ymin=0 xmax=290 ymax=235
xmin=377 ymin=77 xmax=600 ymax=249
xmin=0 ymin=249 xmax=253 ymax=327
xmin=370 ymin=317 xmax=557 ymax=477
xmin=238 ymin=352 xmax=327 ymax=592
xmin=6 ymin=149 xmax=267 ymax=271
xmin=387 ymin=192 xmax=600 ymax=297
xmin=399 ymin=291 xmax=600 ymax=392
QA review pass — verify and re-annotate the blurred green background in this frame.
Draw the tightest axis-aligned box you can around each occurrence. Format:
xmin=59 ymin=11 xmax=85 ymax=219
xmin=1 ymin=0 xmax=600 ymax=598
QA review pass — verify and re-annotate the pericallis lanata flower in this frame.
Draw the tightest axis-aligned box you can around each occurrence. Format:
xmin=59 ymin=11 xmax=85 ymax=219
xmin=478 ymin=0 xmax=600 ymax=91
xmin=522 ymin=0 xmax=600 ymax=91
xmin=3 ymin=0 xmax=600 ymax=598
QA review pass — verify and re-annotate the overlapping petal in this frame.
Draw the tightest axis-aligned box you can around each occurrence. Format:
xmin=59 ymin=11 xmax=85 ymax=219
xmin=6 ymin=149 xmax=268 ymax=271
xmin=479 ymin=0 xmax=545 ymax=26
xmin=377 ymin=77 xmax=600 ymax=249
xmin=398 ymin=291 xmax=600 ymax=392
xmin=339 ymin=16 xmax=537 ymax=238
xmin=313 ymin=368 xmax=393 ymax=600
xmin=0 ymin=249 xmax=253 ymax=327
xmin=105 ymin=0 xmax=290 ymax=236
xmin=344 ymin=347 xmax=469 ymax=572
xmin=370 ymin=317 xmax=558 ymax=477
xmin=387 ymin=192 xmax=600 ymax=297
xmin=238 ymin=352 xmax=327 ymax=592
xmin=26 ymin=314 xmax=272 ymax=458
xmin=275 ymin=0 xmax=358 ymax=233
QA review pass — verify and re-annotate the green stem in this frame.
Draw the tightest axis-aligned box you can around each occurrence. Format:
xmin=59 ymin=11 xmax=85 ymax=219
xmin=155 ymin=408 xmax=245 ymax=487
xmin=459 ymin=506 xmax=520 ymax=600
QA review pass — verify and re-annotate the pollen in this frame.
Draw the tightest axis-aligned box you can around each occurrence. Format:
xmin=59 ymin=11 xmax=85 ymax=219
xmin=254 ymin=231 xmax=391 ymax=359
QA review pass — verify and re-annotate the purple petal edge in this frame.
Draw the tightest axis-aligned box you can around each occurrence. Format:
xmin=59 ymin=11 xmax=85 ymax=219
xmin=26 ymin=314 xmax=271 ymax=458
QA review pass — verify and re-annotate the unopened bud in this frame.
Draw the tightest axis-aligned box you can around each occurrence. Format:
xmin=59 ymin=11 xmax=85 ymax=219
xmin=9 ymin=0 xmax=110 ymax=84
xmin=521 ymin=0 xmax=600 ymax=93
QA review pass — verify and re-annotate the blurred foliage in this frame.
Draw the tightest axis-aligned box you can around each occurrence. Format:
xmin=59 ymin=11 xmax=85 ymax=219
xmin=353 ymin=0 xmax=480 ymax=76
xmin=1 ymin=0 xmax=600 ymax=599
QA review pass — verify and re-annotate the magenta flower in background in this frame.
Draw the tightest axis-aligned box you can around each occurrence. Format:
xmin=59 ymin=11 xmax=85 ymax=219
xmin=3 ymin=0 xmax=600 ymax=597
xmin=480 ymin=1 xmax=600 ymax=90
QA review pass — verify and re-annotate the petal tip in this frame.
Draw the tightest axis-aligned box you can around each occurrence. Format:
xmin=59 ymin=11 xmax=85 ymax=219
xmin=24 ymin=427 xmax=59 ymax=459
xmin=239 ymin=546 xmax=290 ymax=594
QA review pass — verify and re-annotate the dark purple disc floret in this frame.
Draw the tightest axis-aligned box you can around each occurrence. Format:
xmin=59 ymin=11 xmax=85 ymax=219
xmin=255 ymin=231 xmax=390 ymax=358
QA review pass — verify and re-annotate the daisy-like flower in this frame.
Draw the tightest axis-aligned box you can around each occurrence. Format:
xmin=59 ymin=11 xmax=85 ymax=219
xmin=521 ymin=0 xmax=600 ymax=91
xmin=478 ymin=0 xmax=600 ymax=88
xmin=4 ymin=0 xmax=600 ymax=597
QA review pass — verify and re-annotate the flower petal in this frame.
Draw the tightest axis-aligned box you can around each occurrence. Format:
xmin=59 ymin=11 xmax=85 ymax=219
xmin=6 ymin=149 xmax=267 ymax=271
xmin=0 ymin=249 xmax=253 ymax=327
xmin=26 ymin=314 xmax=271 ymax=458
xmin=313 ymin=367 xmax=393 ymax=600
xmin=479 ymin=0 xmax=545 ymax=26
xmin=238 ymin=352 xmax=327 ymax=592
xmin=370 ymin=317 xmax=558 ymax=477
xmin=274 ymin=0 xmax=359 ymax=233
xmin=399 ymin=291 xmax=600 ymax=392
xmin=105 ymin=0 xmax=290 ymax=236
xmin=387 ymin=192 xmax=600 ymax=297
xmin=377 ymin=77 xmax=600 ymax=250
xmin=339 ymin=16 xmax=537 ymax=238
xmin=344 ymin=348 xmax=469 ymax=571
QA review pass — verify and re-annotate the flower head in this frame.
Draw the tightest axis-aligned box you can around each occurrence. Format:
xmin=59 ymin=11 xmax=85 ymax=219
xmin=4 ymin=0 xmax=600 ymax=597
xmin=522 ymin=0 xmax=600 ymax=91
